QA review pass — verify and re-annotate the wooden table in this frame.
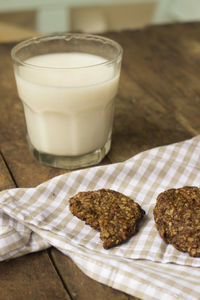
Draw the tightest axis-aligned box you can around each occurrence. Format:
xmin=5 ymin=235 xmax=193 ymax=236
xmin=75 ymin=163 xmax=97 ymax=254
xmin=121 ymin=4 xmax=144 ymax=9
xmin=0 ymin=22 xmax=200 ymax=299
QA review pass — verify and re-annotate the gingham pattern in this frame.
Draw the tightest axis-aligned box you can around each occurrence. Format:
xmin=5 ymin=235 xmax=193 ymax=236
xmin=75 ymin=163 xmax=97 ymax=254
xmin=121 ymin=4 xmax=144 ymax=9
xmin=0 ymin=136 xmax=200 ymax=299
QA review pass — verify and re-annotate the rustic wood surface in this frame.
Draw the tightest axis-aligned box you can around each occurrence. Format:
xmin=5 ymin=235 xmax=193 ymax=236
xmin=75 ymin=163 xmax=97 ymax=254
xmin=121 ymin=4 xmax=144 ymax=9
xmin=0 ymin=22 xmax=200 ymax=299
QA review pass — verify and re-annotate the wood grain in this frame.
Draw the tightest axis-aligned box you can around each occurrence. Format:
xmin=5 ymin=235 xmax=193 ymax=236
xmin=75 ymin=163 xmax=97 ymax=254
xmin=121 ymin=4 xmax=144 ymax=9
xmin=0 ymin=153 xmax=15 ymax=191
xmin=0 ymin=251 xmax=71 ymax=300
xmin=1 ymin=22 xmax=200 ymax=299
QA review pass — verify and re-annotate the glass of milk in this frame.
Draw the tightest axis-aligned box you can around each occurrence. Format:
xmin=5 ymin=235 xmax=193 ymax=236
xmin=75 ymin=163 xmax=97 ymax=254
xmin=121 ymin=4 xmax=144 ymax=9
xmin=11 ymin=33 xmax=122 ymax=169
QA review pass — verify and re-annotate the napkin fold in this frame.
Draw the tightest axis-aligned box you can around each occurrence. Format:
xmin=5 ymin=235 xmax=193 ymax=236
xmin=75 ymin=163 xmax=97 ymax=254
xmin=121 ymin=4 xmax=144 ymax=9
xmin=1 ymin=136 xmax=200 ymax=300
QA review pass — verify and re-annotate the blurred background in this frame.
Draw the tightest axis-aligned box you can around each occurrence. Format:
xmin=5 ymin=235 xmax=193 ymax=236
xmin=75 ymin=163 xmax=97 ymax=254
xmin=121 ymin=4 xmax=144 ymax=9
xmin=0 ymin=0 xmax=200 ymax=42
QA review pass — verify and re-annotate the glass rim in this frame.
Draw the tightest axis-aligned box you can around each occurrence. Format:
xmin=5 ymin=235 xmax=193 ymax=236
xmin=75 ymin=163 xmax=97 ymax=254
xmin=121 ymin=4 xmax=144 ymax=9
xmin=11 ymin=32 xmax=123 ymax=70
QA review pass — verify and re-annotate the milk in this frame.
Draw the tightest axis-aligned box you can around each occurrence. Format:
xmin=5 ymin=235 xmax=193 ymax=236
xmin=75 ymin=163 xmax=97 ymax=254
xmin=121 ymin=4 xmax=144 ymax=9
xmin=14 ymin=53 xmax=119 ymax=156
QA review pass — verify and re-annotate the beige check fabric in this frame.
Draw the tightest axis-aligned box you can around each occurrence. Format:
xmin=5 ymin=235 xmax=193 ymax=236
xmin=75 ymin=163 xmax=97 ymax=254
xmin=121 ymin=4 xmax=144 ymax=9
xmin=1 ymin=136 xmax=200 ymax=299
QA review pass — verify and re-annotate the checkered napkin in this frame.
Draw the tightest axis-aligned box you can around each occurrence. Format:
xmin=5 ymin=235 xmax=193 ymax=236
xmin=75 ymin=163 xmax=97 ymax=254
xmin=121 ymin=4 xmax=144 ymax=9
xmin=1 ymin=136 xmax=200 ymax=300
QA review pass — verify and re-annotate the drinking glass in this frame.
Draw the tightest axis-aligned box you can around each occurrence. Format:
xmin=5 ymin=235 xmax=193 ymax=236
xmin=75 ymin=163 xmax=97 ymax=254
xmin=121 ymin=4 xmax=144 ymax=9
xmin=11 ymin=33 xmax=122 ymax=169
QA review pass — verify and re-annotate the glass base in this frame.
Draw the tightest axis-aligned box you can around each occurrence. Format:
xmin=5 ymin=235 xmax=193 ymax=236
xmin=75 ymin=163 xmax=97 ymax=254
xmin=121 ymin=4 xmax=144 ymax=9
xmin=28 ymin=137 xmax=111 ymax=170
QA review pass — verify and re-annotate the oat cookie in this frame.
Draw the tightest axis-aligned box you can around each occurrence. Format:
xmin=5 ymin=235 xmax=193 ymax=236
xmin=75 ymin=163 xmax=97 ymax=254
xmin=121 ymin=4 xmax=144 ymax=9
xmin=153 ymin=186 xmax=200 ymax=257
xmin=69 ymin=189 xmax=145 ymax=249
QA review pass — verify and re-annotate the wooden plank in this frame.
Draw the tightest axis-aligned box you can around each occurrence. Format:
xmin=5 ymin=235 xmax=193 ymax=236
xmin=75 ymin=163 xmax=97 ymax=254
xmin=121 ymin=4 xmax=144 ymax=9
xmin=109 ymin=75 xmax=191 ymax=162
xmin=0 ymin=153 xmax=15 ymax=191
xmin=1 ymin=139 xmax=69 ymax=187
xmin=106 ymin=27 xmax=200 ymax=136
xmin=141 ymin=22 xmax=200 ymax=134
xmin=0 ymin=251 xmax=71 ymax=300
xmin=104 ymin=30 xmax=193 ymax=162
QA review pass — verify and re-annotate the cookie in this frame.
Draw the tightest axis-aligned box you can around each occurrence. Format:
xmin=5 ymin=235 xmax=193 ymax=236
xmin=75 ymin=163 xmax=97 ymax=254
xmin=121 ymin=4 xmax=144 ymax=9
xmin=69 ymin=189 xmax=145 ymax=249
xmin=153 ymin=186 xmax=200 ymax=257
